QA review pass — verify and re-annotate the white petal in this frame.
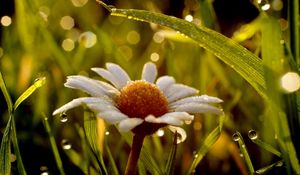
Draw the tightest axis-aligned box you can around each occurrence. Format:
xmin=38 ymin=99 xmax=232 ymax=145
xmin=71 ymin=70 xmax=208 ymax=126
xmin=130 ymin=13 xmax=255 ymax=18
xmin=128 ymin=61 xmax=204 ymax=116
xmin=170 ymin=95 xmax=223 ymax=108
xmin=168 ymin=126 xmax=187 ymax=144
xmin=165 ymin=84 xmax=199 ymax=102
xmin=118 ymin=118 xmax=144 ymax=132
xmin=156 ymin=76 xmax=175 ymax=94
xmin=145 ymin=112 xmax=194 ymax=126
xmin=64 ymin=76 xmax=109 ymax=97
xmin=52 ymin=97 xmax=113 ymax=115
xmin=142 ymin=62 xmax=157 ymax=83
xmin=97 ymin=111 xmax=128 ymax=124
xmin=91 ymin=68 xmax=123 ymax=89
xmin=174 ymin=103 xmax=222 ymax=115
xmin=86 ymin=103 xmax=118 ymax=113
xmin=106 ymin=63 xmax=131 ymax=88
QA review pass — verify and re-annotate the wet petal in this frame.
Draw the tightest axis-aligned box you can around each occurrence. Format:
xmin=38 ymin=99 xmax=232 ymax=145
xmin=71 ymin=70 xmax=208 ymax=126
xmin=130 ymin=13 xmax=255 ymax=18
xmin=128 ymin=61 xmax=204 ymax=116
xmin=106 ymin=63 xmax=131 ymax=88
xmin=165 ymin=84 xmax=199 ymax=102
xmin=64 ymin=76 xmax=111 ymax=97
xmin=91 ymin=68 xmax=123 ymax=89
xmin=118 ymin=118 xmax=144 ymax=132
xmin=170 ymin=95 xmax=223 ymax=108
xmin=97 ymin=111 xmax=128 ymax=124
xmin=52 ymin=97 xmax=113 ymax=115
xmin=142 ymin=62 xmax=157 ymax=83
xmin=156 ymin=76 xmax=175 ymax=94
xmin=168 ymin=126 xmax=187 ymax=143
xmin=174 ymin=103 xmax=222 ymax=115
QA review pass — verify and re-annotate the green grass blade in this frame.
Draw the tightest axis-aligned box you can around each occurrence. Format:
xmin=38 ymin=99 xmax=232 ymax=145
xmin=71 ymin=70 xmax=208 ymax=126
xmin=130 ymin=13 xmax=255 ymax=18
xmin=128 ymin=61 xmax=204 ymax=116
xmin=164 ymin=132 xmax=178 ymax=175
xmin=13 ymin=77 xmax=46 ymax=111
xmin=0 ymin=115 xmax=12 ymax=175
xmin=98 ymin=2 xmax=267 ymax=99
xmin=255 ymin=160 xmax=283 ymax=174
xmin=187 ymin=115 xmax=225 ymax=174
xmin=233 ymin=132 xmax=255 ymax=174
xmin=83 ymin=111 xmax=108 ymax=175
xmin=11 ymin=115 xmax=27 ymax=175
xmin=0 ymin=72 xmax=13 ymax=113
xmin=251 ymin=138 xmax=281 ymax=158
xmin=42 ymin=115 xmax=65 ymax=175
xmin=104 ymin=135 xmax=119 ymax=175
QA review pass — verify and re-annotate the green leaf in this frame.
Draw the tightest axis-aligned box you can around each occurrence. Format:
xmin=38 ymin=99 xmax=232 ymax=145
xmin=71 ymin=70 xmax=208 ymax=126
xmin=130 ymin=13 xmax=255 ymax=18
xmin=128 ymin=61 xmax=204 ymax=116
xmin=0 ymin=115 xmax=12 ymax=175
xmin=83 ymin=111 xmax=107 ymax=175
xmin=14 ymin=77 xmax=46 ymax=111
xmin=0 ymin=72 xmax=13 ymax=113
xmin=98 ymin=2 xmax=267 ymax=99
xmin=187 ymin=115 xmax=225 ymax=174
xmin=42 ymin=114 xmax=65 ymax=175
xmin=164 ymin=132 xmax=178 ymax=175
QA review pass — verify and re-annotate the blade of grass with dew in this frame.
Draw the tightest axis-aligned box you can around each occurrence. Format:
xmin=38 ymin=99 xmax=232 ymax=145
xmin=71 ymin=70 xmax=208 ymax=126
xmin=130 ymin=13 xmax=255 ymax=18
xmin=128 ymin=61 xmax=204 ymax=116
xmin=255 ymin=160 xmax=284 ymax=174
xmin=13 ymin=77 xmax=46 ymax=110
xmin=164 ymin=132 xmax=178 ymax=175
xmin=104 ymin=135 xmax=119 ymax=175
xmin=121 ymin=132 xmax=162 ymax=175
xmin=97 ymin=2 xmax=266 ymax=99
xmin=83 ymin=111 xmax=107 ymax=175
xmin=250 ymin=138 xmax=281 ymax=158
xmin=187 ymin=115 xmax=225 ymax=174
xmin=234 ymin=132 xmax=255 ymax=174
xmin=42 ymin=114 xmax=65 ymax=175
xmin=260 ymin=15 xmax=300 ymax=174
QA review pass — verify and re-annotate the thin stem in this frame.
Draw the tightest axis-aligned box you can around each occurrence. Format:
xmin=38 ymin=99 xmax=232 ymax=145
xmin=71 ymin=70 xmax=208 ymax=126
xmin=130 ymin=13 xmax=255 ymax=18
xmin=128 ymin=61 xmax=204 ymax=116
xmin=288 ymin=0 xmax=299 ymax=68
xmin=125 ymin=134 xmax=145 ymax=175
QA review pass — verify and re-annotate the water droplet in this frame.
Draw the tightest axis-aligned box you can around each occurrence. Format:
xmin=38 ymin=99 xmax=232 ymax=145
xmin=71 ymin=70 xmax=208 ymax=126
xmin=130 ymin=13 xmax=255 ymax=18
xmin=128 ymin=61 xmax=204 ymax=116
xmin=105 ymin=131 xmax=110 ymax=136
xmin=232 ymin=132 xmax=240 ymax=141
xmin=239 ymin=153 xmax=244 ymax=157
xmin=60 ymin=113 xmax=68 ymax=122
xmin=127 ymin=16 xmax=133 ymax=19
xmin=194 ymin=154 xmax=198 ymax=158
xmin=61 ymin=139 xmax=72 ymax=150
xmin=248 ymin=129 xmax=258 ymax=140
xmin=107 ymin=5 xmax=116 ymax=12
xmin=40 ymin=166 xmax=49 ymax=175
xmin=156 ymin=129 xmax=164 ymax=137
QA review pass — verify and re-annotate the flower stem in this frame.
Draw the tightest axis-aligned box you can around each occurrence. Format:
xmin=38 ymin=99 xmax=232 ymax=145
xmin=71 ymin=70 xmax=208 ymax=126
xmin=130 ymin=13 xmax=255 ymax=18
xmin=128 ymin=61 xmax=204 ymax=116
xmin=125 ymin=134 xmax=145 ymax=175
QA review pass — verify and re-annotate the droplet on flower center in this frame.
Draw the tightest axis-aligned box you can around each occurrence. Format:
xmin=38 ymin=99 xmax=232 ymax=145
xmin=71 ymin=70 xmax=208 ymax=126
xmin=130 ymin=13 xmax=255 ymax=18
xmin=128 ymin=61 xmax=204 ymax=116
xmin=117 ymin=80 xmax=168 ymax=119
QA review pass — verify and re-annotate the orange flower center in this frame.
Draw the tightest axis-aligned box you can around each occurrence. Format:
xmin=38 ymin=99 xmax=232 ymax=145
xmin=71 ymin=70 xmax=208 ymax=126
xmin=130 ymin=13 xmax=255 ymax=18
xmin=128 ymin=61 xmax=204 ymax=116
xmin=117 ymin=80 xmax=168 ymax=119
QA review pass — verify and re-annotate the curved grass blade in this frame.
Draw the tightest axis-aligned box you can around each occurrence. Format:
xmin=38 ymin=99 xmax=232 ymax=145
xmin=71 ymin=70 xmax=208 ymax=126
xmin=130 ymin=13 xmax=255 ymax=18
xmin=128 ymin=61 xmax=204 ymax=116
xmin=0 ymin=72 xmax=13 ymax=113
xmin=0 ymin=115 xmax=12 ymax=175
xmin=83 ymin=111 xmax=108 ymax=175
xmin=13 ymin=77 xmax=46 ymax=111
xmin=164 ymin=132 xmax=178 ymax=175
xmin=42 ymin=115 xmax=65 ymax=175
xmin=104 ymin=135 xmax=119 ymax=175
xmin=187 ymin=115 xmax=225 ymax=174
xmin=249 ymin=138 xmax=281 ymax=158
xmin=97 ymin=2 xmax=267 ymax=99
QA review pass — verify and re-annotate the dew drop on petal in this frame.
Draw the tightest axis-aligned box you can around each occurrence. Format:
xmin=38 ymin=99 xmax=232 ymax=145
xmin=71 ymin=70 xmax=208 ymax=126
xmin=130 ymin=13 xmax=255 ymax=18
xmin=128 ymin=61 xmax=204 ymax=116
xmin=232 ymin=132 xmax=240 ymax=141
xmin=248 ymin=129 xmax=258 ymax=140
xmin=61 ymin=139 xmax=72 ymax=150
xmin=60 ymin=113 xmax=68 ymax=123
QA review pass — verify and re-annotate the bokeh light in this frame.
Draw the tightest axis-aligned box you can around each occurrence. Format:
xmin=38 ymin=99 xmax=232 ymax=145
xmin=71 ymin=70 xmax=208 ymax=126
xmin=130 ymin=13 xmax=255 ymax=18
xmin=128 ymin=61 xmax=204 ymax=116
xmin=62 ymin=39 xmax=75 ymax=51
xmin=126 ymin=30 xmax=140 ymax=45
xmin=156 ymin=129 xmax=165 ymax=137
xmin=280 ymin=72 xmax=300 ymax=93
xmin=150 ymin=52 xmax=160 ymax=62
xmin=71 ymin=0 xmax=88 ymax=7
xmin=60 ymin=16 xmax=75 ymax=30
xmin=153 ymin=32 xmax=165 ymax=43
xmin=79 ymin=31 xmax=97 ymax=48
xmin=1 ymin=16 xmax=12 ymax=27
xmin=184 ymin=14 xmax=193 ymax=22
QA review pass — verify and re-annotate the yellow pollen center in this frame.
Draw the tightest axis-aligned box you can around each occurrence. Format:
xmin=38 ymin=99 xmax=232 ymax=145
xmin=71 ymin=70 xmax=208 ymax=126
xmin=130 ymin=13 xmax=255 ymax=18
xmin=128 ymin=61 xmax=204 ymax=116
xmin=117 ymin=80 xmax=168 ymax=119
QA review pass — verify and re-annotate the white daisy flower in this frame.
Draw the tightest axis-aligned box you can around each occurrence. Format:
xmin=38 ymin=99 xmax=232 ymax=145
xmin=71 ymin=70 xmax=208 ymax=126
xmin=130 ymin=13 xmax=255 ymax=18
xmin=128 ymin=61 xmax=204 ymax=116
xmin=53 ymin=62 xmax=223 ymax=141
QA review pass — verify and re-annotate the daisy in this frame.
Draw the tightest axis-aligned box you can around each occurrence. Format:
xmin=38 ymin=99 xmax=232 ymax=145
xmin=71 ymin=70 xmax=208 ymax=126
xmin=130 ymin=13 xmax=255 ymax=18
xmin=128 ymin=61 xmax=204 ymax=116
xmin=53 ymin=62 xmax=222 ymax=139
xmin=53 ymin=62 xmax=222 ymax=174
